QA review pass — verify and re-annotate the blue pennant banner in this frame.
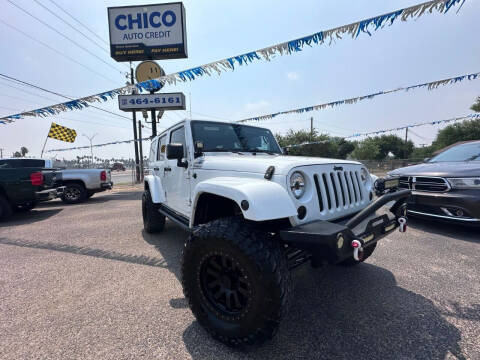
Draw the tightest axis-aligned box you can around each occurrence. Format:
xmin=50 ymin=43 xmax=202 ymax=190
xmin=46 ymin=137 xmax=151 ymax=152
xmin=238 ymin=72 xmax=480 ymax=123
xmin=0 ymin=0 xmax=466 ymax=123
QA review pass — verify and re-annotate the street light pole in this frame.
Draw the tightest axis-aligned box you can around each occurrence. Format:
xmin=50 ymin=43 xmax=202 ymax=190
xmin=83 ymin=133 xmax=98 ymax=168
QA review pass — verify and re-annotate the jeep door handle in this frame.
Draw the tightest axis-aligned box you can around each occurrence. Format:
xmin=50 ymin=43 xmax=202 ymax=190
xmin=153 ymin=167 xmax=160 ymax=171
xmin=164 ymin=167 xmax=172 ymax=172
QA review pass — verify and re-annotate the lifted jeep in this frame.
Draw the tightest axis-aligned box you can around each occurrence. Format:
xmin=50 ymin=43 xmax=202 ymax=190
xmin=143 ymin=120 xmax=410 ymax=348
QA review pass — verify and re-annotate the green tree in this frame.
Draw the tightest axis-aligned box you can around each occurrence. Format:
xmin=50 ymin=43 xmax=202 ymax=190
xmin=431 ymin=119 xmax=480 ymax=150
xmin=350 ymin=138 xmax=381 ymax=160
xmin=12 ymin=151 xmax=22 ymax=158
xmin=20 ymin=147 xmax=28 ymax=157
xmin=470 ymin=96 xmax=480 ymax=112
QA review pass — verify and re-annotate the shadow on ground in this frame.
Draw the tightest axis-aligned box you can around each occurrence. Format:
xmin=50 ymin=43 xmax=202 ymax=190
xmin=181 ymin=264 xmax=465 ymax=359
xmin=36 ymin=190 xmax=143 ymax=208
xmin=141 ymin=223 xmax=465 ymax=359
xmin=0 ymin=237 xmax=170 ymax=268
xmin=0 ymin=209 xmax=62 ymax=227
xmin=408 ymin=217 xmax=479 ymax=244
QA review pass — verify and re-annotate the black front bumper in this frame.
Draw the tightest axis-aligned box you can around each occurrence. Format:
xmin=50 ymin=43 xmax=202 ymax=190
xmin=280 ymin=189 xmax=411 ymax=264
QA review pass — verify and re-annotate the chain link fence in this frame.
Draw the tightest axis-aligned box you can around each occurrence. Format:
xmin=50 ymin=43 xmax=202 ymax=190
xmin=355 ymin=159 xmax=424 ymax=176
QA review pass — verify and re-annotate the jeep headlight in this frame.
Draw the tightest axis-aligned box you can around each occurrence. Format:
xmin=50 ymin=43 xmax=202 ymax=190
xmin=447 ymin=177 xmax=480 ymax=189
xmin=290 ymin=172 xmax=306 ymax=199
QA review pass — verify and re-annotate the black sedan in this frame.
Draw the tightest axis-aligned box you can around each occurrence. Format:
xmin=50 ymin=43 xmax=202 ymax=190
xmin=388 ymin=140 xmax=480 ymax=225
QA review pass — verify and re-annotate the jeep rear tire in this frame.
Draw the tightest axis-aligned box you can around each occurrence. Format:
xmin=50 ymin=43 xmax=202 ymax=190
xmin=0 ymin=195 xmax=13 ymax=220
xmin=182 ymin=217 xmax=292 ymax=348
xmin=142 ymin=190 xmax=165 ymax=233
xmin=61 ymin=183 xmax=86 ymax=204
xmin=338 ymin=242 xmax=377 ymax=266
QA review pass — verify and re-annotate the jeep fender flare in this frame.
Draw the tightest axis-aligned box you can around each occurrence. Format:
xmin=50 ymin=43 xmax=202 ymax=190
xmin=144 ymin=175 xmax=166 ymax=203
xmin=191 ymin=177 xmax=297 ymax=226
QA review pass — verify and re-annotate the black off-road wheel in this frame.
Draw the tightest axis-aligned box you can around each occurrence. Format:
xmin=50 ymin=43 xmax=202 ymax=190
xmin=338 ymin=242 xmax=377 ymax=266
xmin=0 ymin=195 xmax=13 ymax=220
xmin=61 ymin=183 xmax=86 ymax=204
xmin=142 ymin=189 xmax=165 ymax=233
xmin=182 ymin=217 xmax=292 ymax=348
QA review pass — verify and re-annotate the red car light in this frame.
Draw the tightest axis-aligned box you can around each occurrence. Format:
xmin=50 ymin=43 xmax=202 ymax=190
xmin=30 ymin=172 xmax=44 ymax=186
xmin=100 ymin=170 xmax=107 ymax=181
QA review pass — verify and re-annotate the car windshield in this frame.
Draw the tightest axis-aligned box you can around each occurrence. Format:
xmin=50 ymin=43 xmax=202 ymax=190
xmin=191 ymin=121 xmax=282 ymax=154
xmin=429 ymin=142 xmax=480 ymax=162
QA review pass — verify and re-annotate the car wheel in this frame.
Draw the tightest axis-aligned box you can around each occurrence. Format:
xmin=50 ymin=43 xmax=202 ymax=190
xmin=61 ymin=183 xmax=86 ymax=204
xmin=0 ymin=195 xmax=13 ymax=220
xmin=142 ymin=190 xmax=165 ymax=233
xmin=338 ymin=243 xmax=377 ymax=266
xmin=182 ymin=217 xmax=292 ymax=348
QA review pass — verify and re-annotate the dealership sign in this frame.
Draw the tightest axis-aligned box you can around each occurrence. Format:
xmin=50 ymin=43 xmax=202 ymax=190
xmin=118 ymin=93 xmax=186 ymax=111
xmin=108 ymin=2 xmax=187 ymax=62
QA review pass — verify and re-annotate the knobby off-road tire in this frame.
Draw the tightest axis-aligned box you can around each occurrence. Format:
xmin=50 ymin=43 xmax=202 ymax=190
xmin=0 ymin=194 xmax=13 ymax=220
xmin=181 ymin=217 xmax=293 ymax=348
xmin=142 ymin=190 xmax=165 ymax=233
xmin=338 ymin=242 xmax=377 ymax=266
xmin=61 ymin=183 xmax=86 ymax=204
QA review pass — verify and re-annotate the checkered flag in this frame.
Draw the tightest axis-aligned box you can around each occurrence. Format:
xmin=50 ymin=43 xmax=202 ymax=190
xmin=47 ymin=122 xmax=77 ymax=143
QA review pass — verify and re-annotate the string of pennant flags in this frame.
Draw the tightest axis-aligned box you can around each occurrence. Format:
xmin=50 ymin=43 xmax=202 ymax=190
xmin=46 ymin=113 xmax=480 ymax=153
xmin=0 ymin=0 xmax=466 ymax=124
xmin=46 ymin=137 xmax=151 ymax=152
xmin=238 ymin=72 xmax=480 ymax=123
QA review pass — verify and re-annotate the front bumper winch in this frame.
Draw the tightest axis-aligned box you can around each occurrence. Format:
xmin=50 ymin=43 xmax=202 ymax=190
xmin=280 ymin=189 xmax=411 ymax=264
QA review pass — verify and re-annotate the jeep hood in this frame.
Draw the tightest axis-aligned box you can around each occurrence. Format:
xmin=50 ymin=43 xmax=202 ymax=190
xmin=194 ymin=154 xmax=361 ymax=175
xmin=388 ymin=161 xmax=480 ymax=177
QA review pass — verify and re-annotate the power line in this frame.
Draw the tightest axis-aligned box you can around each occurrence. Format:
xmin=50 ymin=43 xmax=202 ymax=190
xmin=47 ymin=0 xmax=110 ymax=47
xmin=0 ymin=73 xmax=132 ymax=122
xmin=32 ymin=0 xmax=109 ymax=55
xmin=0 ymin=19 xmax=119 ymax=85
xmin=7 ymin=0 xmax=125 ymax=74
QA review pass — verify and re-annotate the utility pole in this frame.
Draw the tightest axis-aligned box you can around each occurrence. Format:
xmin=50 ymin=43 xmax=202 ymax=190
xmin=130 ymin=63 xmax=141 ymax=183
xmin=138 ymin=120 xmax=144 ymax=181
xmin=404 ymin=127 xmax=409 ymax=160
xmin=82 ymin=133 xmax=98 ymax=168
xmin=0 ymin=148 xmax=3 ymax=158
xmin=150 ymin=90 xmax=157 ymax=137
xmin=310 ymin=117 xmax=314 ymax=140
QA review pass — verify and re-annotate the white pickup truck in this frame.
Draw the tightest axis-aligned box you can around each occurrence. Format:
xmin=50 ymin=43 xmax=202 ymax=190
xmin=143 ymin=119 xmax=410 ymax=348
xmin=40 ymin=160 xmax=113 ymax=203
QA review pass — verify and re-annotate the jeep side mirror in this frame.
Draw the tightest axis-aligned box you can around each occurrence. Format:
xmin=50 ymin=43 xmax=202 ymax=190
xmin=166 ymin=143 xmax=188 ymax=168
xmin=166 ymin=143 xmax=184 ymax=160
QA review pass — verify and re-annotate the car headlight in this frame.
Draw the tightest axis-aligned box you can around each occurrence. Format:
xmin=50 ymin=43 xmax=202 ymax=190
xmin=447 ymin=177 xmax=480 ymax=189
xmin=290 ymin=171 xmax=306 ymax=199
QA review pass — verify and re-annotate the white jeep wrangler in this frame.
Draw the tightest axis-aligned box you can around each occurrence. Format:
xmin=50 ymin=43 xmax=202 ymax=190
xmin=143 ymin=119 xmax=410 ymax=348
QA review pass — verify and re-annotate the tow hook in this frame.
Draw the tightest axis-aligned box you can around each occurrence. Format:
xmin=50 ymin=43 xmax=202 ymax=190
xmin=398 ymin=217 xmax=407 ymax=233
xmin=351 ymin=239 xmax=364 ymax=261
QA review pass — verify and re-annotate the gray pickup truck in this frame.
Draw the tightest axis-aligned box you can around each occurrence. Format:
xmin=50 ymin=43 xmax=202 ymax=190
xmin=38 ymin=159 xmax=113 ymax=204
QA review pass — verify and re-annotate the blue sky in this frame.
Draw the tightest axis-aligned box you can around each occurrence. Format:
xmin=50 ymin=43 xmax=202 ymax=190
xmin=0 ymin=0 xmax=479 ymax=159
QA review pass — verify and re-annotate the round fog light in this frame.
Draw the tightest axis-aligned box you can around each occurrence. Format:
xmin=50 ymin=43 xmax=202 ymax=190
xmin=455 ymin=209 xmax=464 ymax=217
xmin=297 ymin=206 xmax=307 ymax=220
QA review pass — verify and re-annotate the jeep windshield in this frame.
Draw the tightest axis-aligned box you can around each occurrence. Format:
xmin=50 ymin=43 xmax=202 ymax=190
xmin=429 ymin=141 xmax=480 ymax=162
xmin=191 ymin=121 xmax=282 ymax=154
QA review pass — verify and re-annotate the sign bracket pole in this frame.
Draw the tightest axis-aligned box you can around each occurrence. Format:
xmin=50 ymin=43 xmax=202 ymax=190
xmin=130 ymin=63 xmax=141 ymax=183
xmin=150 ymin=90 xmax=156 ymax=137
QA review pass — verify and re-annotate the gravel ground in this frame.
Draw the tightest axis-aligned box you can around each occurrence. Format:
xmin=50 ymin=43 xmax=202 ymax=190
xmin=0 ymin=188 xmax=478 ymax=359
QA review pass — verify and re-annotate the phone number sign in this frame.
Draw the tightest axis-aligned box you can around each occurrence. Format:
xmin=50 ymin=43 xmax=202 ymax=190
xmin=118 ymin=93 xmax=186 ymax=111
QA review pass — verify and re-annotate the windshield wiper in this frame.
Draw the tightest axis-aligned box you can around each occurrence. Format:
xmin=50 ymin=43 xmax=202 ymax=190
xmin=244 ymin=149 xmax=277 ymax=155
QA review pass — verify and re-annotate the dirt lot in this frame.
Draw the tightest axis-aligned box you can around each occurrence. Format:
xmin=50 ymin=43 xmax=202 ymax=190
xmin=0 ymin=188 xmax=479 ymax=359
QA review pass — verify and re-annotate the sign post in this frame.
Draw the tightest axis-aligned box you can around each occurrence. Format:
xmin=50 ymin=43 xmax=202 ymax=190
xmin=135 ymin=61 xmax=165 ymax=137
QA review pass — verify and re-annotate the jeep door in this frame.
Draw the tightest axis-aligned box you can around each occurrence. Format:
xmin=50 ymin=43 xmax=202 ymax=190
xmin=149 ymin=135 xmax=167 ymax=189
xmin=163 ymin=125 xmax=191 ymax=216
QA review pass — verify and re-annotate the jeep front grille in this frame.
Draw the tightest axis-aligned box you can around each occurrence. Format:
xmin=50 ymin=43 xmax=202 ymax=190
xmin=313 ymin=170 xmax=364 ymax=211
xmin=398 ymin=176 xmax=450 ymax=192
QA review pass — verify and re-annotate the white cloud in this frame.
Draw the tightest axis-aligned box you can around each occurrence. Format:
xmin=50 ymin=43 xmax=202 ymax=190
xmin=244 ymin=100 xmax=270 ymax=112
xmin=286 ymin=71 xmax=300 ymax=80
